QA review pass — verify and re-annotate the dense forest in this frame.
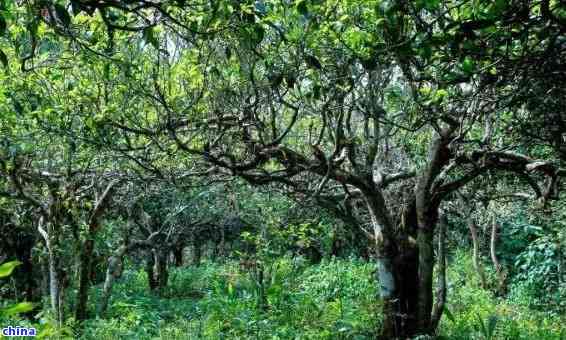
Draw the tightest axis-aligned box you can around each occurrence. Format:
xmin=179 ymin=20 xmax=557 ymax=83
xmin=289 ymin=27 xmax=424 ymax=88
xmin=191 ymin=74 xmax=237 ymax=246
xmin=0 ymin=0 xmax=565 ymax=339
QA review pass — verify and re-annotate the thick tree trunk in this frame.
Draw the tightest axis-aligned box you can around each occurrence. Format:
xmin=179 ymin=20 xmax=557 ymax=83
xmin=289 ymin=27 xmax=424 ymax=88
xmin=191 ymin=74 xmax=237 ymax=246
xmin=417 ymin=227 xmax=434 ymax=332
xmin=362 ymin=189 xmax=421 ymax=339
xmin=155 ymin=249 xmax=169 ymax=290
xmin=76 ymin=238 xmax=94 ymax=321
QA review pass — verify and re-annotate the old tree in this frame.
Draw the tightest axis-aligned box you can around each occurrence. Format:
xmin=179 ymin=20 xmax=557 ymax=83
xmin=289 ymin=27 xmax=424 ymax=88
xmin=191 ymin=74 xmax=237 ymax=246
xmin=0 ymin=0 xmax=565 ymax=338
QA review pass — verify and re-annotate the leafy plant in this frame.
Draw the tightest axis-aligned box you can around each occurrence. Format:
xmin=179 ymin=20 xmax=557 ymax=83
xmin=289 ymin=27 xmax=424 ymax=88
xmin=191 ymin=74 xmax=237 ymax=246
xmin=0 ymin=260 xmax=34 ymax=317
xmin=473 ymin=313 xmax=498 ymax=340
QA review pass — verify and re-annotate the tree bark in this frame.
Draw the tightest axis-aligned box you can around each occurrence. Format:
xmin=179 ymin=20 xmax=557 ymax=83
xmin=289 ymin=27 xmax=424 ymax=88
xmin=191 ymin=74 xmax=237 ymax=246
xmin=75 ymin=238 xmax=94 ymax=321
xmin=48 ymin=247 xmax=62 ymax=326
xmin=98 ymin=245 xmax=127 ymax=317
xmin=146 ymin=251 xmax=158 ymax=291
xmin=468 ymin=219 xmax=487 ymax=288
xmin=193 ymin=241 xmax=202 ymax=267
xmin=173 ymin=243 xmax=184 ymax=267
xmin=417 ymin=226 xmax=434 ymax=332
xmin=38 ymin=218 xmax=63 ymax=327
xmin=98 ymin=231 xmax=158 ymax=317
xmin=490 ymin=217 xmax=506 ymax=295
xmin=431 ymin=212 xmax=447 ymax=331
xmin=362 ymin=188 xmax=411 ymax=339
xmin=155 ymin=249 xmax=169 ymax=290
xmin=76 ymin=180 xmax=117 ymax=320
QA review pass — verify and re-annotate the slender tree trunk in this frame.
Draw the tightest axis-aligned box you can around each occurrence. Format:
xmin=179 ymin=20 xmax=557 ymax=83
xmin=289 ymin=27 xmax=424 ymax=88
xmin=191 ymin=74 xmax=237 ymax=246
xmin=98 ymin=245 xmax=127 ymax=317
xmin=146 ymin=251 xmax=158 ymax=291
xmin=48 ymin=247 xmax=61 ymax=326
xmin=173 ymin=244 xmax=184 ymax=267
xmin=41 ymin=257 xmax=49 ymax=298
xmin=490 ymin=218 xmax=506 ymax=295
xmin=76 ymin=238 xmax=94 ymax=321
xmin=38 ymin=219 xmax=63 ymax=327
xmin=468 ymin=219 xmax=487 ymax=288
xmin=431 ymin=213 xmax=447 ymax=331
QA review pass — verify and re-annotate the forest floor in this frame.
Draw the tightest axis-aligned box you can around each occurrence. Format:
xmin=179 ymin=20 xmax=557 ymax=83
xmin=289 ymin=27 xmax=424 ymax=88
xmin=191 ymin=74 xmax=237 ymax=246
xmin=2 ymin=252 xmax=565 ymax=339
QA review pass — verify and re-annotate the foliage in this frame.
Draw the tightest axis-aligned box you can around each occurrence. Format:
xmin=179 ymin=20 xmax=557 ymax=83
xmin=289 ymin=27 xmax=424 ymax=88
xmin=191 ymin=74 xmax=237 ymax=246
xmin=439 ymin=250 xmax=565 ymax=340
xmin=2 ymin=253 xmax=561 ymax=339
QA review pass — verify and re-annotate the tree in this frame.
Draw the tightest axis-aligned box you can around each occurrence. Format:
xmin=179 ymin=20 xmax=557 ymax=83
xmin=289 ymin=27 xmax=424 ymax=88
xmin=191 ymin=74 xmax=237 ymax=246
xmin=1 ymin=0 xmax=565 ymax=337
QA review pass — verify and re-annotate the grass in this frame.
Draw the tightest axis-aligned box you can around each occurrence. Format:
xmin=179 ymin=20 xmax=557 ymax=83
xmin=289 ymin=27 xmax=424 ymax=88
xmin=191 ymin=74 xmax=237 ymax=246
xmin=1 ymin=254 xmax=564 ymax=339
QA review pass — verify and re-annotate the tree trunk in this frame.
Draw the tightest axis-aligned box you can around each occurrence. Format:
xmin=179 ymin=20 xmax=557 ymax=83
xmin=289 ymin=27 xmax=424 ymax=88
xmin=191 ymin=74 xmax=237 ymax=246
xmin=38 ymin=219 xmax=63 ymax=327
xmin=41 ymin=257 xmax=49 ymax=298
xmin=76 ymin=238 xmax=94 ymax=321
xmin=48 ymin=247 xmax=62 ymax=326
xmin=173 ymin=244 xmax=184 ymax=267
xmin=98 ymin=245 xmax=127 ymax=317
xmin=13 ymin=234 xmax=37 ymax=303
xmin=468 ymin=219 xmax=487 ymax=288
xmin=193 ymin=242 xmax=202 ymax=267
xmin=417 ymin=226 xmax=434 ymax=332
xmin=490 ymin=217 xmax=506 ymax=295
xmin=362 ymin=189 xmax=422 ymax=339
xmin=431 ymin=212 xmax=447 ymax=331
xmin=155 ymin=249 xmax=169 ymax=290
xmin=145 ymin=251 xmax=158 ymax=291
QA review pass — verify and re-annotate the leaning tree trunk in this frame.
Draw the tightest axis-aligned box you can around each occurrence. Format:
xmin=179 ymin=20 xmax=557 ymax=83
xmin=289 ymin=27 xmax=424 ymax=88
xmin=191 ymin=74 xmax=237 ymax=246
xmin=76 ymin=180 xmax=117 ymax=321
xmin=98 ymin=231 xmax=158 ymax=316
xmin=98 ymin=245 xmax=127 ymax=317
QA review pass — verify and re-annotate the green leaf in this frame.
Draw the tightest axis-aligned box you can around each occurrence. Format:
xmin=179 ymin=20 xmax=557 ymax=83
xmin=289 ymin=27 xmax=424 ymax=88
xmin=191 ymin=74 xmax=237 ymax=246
xmin=143 ymin=27 xmax=159 ymax=48
xmin=0 ymin=14 xmax=6 ymax=35
xmin=489 ymin=0 xmax=507 ymax=16
xmin=70 ymin=0 xmax=82 ymax=15
xmin=0 ymin=260 xmax=21 ymax=278
xmin=1 ymin=302 xmax=34 ymax=316
xmin=443 ymin=306 xmax=455 ymax=322
xmin=54 ymin=4 xmax=72 ymax=27
xmin=296 ymin=0 xmax=308 ymax=16
xmin=475 ymin=312 xmax=487 ymax=336
xmin=487 ymin=315 xmax=498 ymax=337
xmin=252 ymin=24 xmax=264 ymax=45
xmin=0 ymin=48 xmax=7 ymax=69
xmin=461 ymin=56 xmax=474 ymax=75
xmin=424 ymin=0 xmax=440 ymax=10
